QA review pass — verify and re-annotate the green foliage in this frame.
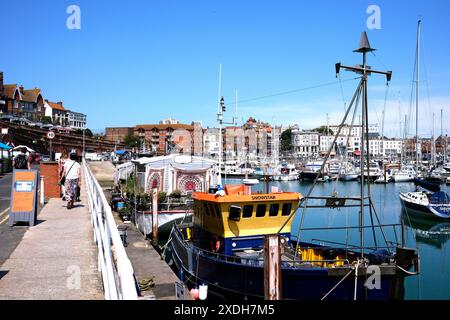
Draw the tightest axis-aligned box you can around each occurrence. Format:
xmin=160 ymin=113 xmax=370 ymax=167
xmin=170 ymin=189 xmax=182 ymax=198
xmin=313 ymin=126 xmax=334 ymax=135
xmin=41 ymin=116 xmax=52 ymax=124
xmin=84 ymin=128 xmax=93 ymax=137
xmin=124 ymin=134 xmax=140 ymax=148
xmin=158 ymin=191 xmax=167 ymax=204
xmin=280 ymin=128 xmax=292 ymax=151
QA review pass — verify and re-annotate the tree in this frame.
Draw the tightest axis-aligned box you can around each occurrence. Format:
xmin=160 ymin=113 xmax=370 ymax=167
xmin=280 ymin=128 xmax=292 ymax=151
xmin=84 ymin=128 xmax=93 ymax=137
xmin=313 ymin=126 xmax=334 ymax=135
xmin=124 ymin=134 xmax=140 ymax=148
xmin=41 ymin=116 xmax=52 ymax=124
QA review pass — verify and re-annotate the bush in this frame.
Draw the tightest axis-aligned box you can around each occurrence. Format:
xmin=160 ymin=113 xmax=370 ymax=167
xmin=158 ymin=191 xmax=167 ymax=204
xmin=170 ymin=189 xmax=182 ymax=198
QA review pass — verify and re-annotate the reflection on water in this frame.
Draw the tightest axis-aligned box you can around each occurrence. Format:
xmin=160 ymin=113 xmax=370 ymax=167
xmin=402 ymin=210 xmax=450 ymax=249
xmin=222 ymin=178 xmax=450 ymax=300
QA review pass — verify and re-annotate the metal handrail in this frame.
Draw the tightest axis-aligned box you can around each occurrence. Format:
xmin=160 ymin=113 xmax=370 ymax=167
xmin=83 ymin=160 xmax=138 ymax=300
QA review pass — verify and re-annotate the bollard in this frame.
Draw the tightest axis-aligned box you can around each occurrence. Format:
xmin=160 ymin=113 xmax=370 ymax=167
xmin=264 ymin=234 xmax=282 ymax=300
xmin=40 ymin=176 xmax=45 ymax=205
xmin=152 ymin=188 xmax=158 ymax=244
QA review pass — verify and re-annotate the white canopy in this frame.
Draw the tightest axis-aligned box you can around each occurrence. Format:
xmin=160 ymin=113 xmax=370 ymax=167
xmin=12 ymin=145 xmax=35 ymax=153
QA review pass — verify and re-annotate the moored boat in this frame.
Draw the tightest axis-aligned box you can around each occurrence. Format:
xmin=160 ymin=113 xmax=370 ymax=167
xmin=165 ymin=183 xmax=418 ymax=300
xmin=399 ymin=190 xmax=450 ymax=219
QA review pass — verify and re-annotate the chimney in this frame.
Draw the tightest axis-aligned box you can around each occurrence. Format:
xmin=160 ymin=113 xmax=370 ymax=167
xmin=57 ymin=101 xmax=63 ymax=107
xmin=19 ymin=85 xmax=24 ymax=93
xmin=0 ymin=72 xmax=3 ymax=92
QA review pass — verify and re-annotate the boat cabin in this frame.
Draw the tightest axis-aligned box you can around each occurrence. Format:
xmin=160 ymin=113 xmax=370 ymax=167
xmin=191 ymin=184 xmax=301 ymax=255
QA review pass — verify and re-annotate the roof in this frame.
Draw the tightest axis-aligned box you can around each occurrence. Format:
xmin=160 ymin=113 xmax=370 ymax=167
xmin=192 ymin=191 xmax=301 ymax=203
xmin=21 ymin=88 xmax=42 ymax=102
xmin=135 ymin=124 xmax=194 ymax=131
xmin=46 ymin=101 xmax=66 ymax=111
xmin=3 ymin=84 xmax=20 ymax=99
xmin=133 ymin=154 xmax=217 ymax=169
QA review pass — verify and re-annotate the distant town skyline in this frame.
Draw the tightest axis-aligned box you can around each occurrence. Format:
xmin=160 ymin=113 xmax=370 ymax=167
xmin=1 ymin=0 xmax=449 ymax=137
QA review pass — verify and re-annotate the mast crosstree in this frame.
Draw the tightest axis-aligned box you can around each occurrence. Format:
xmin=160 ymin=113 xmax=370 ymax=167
xmin=335 ymin=32 xmax=392 ymax=257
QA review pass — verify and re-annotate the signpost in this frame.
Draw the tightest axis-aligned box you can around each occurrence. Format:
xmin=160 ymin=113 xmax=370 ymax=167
xmin=47 ymin=131 xmax=55 ymax=161
xmin=10 ymin=169 xmax=39 ymax=226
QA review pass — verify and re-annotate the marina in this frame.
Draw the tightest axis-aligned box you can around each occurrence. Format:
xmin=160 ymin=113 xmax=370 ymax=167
xmin=1 ymin=0 xmax=449 ymax=305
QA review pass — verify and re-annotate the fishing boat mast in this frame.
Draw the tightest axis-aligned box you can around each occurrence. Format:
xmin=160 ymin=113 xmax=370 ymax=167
xmin=336 ymin=32 xmax=392 ymax=257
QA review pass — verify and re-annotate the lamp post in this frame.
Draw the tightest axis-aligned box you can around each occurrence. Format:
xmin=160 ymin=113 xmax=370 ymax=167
xmin=82 ymin=128 xmax=85 ymax=159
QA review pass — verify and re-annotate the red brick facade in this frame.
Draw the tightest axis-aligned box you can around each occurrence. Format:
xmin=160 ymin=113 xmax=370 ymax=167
xmin=40 ymin=162 xmax=61 ymax=198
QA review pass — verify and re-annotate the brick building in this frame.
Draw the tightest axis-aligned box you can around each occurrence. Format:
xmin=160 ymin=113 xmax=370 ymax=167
xmin=105 ymin=127 xmax=134 ymax=143
xmin=0 ymin=73 xmax=44 ymax=121
xmin=134 ymin=122 xmax=199 ymax=155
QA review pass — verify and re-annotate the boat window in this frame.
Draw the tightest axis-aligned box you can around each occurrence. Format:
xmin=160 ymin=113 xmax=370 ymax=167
xmin=228 ymin=205 xmax=241 ymax=221
xmin=242 ymin=205 xmax=253 ymax=218
xmin=256 ymin=204 xmax=266 ymax=217
xmin=282 ymin=203 xmax=292 ymax=216
xmin=269 ymin=204 xmax=279 ymax=217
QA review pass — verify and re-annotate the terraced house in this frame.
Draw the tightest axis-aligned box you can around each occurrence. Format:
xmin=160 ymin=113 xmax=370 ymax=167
xmin=0 ymin=72 xmax=44 ymax=121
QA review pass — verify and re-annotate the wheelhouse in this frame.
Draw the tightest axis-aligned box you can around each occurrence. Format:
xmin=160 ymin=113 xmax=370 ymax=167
xmin=191 ymin=185 xmax=301 ymax=255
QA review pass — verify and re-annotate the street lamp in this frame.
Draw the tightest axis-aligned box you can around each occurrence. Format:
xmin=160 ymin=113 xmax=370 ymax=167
xmin=82 ymin=128 xmax=85 ymax=160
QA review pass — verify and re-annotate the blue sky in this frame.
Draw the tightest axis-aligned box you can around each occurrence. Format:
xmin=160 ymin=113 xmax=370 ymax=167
xmin=1 ymin=0 xmax=449 ymax=137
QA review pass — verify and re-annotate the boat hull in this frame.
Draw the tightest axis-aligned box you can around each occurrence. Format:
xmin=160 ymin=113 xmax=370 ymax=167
xmin=135 ymin=210 xmax=192 ymax=235
xmin=166 ymin=227 xmax=407 ymax=300
xmin=399 ymin=194 xmax=450 ymax=220
xmin=300 ymin=171 xmax=321 ymax=181
xmin=339 ymin=174 xmax=359 ymax=181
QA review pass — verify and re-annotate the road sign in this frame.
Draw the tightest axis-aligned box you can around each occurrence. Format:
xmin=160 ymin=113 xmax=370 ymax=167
xmin=10 ymin=170 xmax=38 ymax=226
xmin=46 ymin=131 xmax=55 ymax=140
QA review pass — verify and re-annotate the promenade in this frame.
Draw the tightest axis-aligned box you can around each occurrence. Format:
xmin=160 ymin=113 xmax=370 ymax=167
xmin=0 ymin=169 xmax=103 ymax=300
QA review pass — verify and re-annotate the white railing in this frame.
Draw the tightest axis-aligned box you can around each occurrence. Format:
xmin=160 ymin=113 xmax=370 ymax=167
xmin=83 ymin=161 xmax=138 ymax=300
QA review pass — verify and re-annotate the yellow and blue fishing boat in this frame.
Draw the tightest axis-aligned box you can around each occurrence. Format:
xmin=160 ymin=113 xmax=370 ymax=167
xmin=165 ymin=182 xmax=419 ymax=300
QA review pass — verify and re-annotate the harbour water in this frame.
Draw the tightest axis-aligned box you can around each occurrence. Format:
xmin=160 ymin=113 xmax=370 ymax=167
xmin=222 ymin=178 xmax=450 ymax=300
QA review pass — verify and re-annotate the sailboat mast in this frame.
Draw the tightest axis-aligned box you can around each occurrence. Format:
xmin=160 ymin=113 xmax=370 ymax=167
xmin=441 ymin=108 xmax=444 ymax=162
xmin=432 ymin=112 xmax=435 ymax=167
xmin=415 ymin=19 xmax=421 ymax=173
xmin=217 ymin=64 xmax=223 ymax=184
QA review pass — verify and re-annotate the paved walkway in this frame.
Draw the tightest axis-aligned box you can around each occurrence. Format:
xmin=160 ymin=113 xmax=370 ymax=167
xmin=0 ymin=169 xmax=103 ymax=300
xmin=88 ymin=161 xmax=187 ymax=300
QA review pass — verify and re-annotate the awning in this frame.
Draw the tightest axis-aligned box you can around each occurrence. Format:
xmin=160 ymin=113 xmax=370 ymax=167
xmin=353 ymin=150 xmax=361 ymax=156
xmin=116 ymin=150 xmax=128 ymax=155
xmin=0 ymin=142 xmax=12 ymax=150
xmin=12 ymin=145 xmax=34 ymax=152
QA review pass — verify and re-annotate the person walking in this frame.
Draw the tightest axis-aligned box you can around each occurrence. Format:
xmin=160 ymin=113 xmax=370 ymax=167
xmin=62 ymin=153 xmax=81 ymax=209
xmin=58 ymin=149 xmax=69 ymax=200
xmin=12 ymin=147 xmax=31 ymax=170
